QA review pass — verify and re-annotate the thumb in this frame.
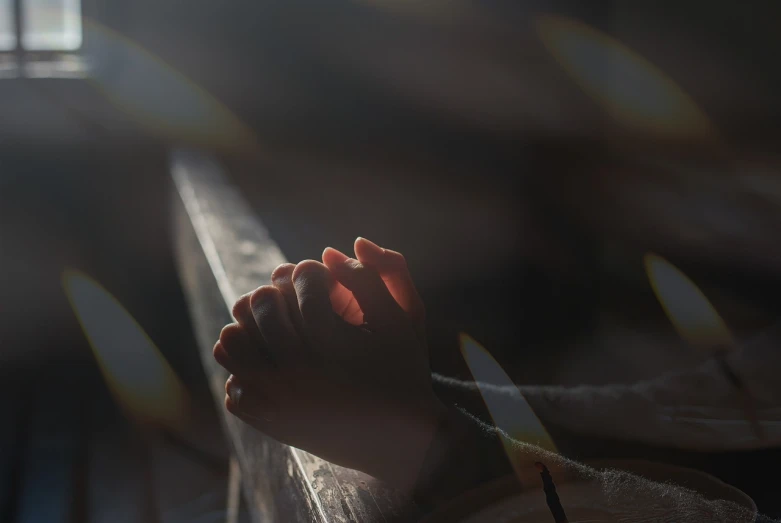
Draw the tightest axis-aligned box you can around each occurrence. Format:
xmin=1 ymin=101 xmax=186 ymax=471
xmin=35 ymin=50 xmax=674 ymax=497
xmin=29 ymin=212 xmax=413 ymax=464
xmin=322 ymin=247 xmax=408 ymax=333
xmin=353 ymin=237 xmax=426 ymax=340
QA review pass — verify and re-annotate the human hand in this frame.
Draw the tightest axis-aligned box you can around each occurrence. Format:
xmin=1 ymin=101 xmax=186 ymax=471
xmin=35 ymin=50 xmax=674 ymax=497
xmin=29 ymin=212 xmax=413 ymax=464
xmin=213 ymin=238 xmax=445 ymax=489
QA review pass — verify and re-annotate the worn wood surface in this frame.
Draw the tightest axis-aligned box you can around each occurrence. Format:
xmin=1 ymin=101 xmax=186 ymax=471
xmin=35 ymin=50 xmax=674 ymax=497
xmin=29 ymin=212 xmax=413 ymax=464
xmin=171 ymin=149 xmax=419 ymax=523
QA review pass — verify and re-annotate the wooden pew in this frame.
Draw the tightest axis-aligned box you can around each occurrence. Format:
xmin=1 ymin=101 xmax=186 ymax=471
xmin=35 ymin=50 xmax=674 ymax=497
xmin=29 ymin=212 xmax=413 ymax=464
xmin=171 ymin=149 xmax=419 ymax=523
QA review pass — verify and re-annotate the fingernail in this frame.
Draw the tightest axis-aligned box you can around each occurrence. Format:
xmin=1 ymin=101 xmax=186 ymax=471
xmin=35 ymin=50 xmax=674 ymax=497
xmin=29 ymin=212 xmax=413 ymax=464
xmin=355 ymin=236 xmax=380 ymax=249
xmin=270 ymin=264 xmax=294 ymax=284
xmin=323 ymin=247 xmax=349 ymax=263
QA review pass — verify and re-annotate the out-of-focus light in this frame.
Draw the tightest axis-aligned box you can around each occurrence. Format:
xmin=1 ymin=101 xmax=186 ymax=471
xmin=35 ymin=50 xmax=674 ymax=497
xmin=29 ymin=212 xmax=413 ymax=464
xmin=22 ymin=0 xmax=82 ymax=51
xmin=63 ymin=269 xmax=189 ymax=430
xmin=0 ymin=0 xmax=15 ymax=51
xmin=84 ymin=20 xmax=257 ymax=150
xmin=644 ymin=253 xmax=733 ymax=350
xmin=644 ymin=254 xmax=764 ymax=439
xmin=459 ymin=333 xmax=557 ymax=462
xmin=536 ymin=14 xmax=713 ymax=139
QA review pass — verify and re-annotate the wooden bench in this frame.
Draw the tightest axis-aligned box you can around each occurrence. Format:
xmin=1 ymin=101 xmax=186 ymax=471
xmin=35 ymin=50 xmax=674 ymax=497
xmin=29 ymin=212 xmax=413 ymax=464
xmin=171 ymin=149 xmax=420 ymax=523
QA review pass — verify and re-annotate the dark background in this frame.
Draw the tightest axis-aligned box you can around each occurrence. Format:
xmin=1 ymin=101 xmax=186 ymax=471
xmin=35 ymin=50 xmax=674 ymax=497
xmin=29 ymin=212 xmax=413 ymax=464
xmin=2 ymin=0 xmax=781 ymax=520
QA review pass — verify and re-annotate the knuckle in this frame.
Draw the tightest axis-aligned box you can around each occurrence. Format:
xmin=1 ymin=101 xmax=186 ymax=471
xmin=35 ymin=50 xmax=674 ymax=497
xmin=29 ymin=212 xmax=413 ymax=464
xmin=351 ymin=262 xmax=372 ymax=278
xmin=271 ymin=263 xmax=295 ymax=283
xmin=219 ymin=323 xmax=245 ymax=345
xmin=250 ymin=285 xmax=279 ymax=309
xmin=213 ymin=341 xmax=226 ymax=361
xmin=232 ymin=293 xmax=252 ymax=320
xmin=292 ymin=260 xmax=326 ymax=282
xmin=293 ymin=262 xmax=332 ymax=300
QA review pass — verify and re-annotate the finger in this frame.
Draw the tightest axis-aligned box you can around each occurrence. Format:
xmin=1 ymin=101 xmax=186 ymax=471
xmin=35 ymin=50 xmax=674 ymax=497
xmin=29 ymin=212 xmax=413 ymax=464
xmin=322 ymin=247 xmax=407 ymax=332
xmin=250 ymin=285 xmax=303 ymax=361
xmin=331 ymin=279 xmax=364 ymax=326
xmin=213 ymin=341 xmax=242 ymax=376
xmin=275 ymin=262 xmax=362 ymax=327
xmin=316 ymin=252 xmax=363 ymax=325
xmin=216 ymin=323 xmax=265 ymax=372
xmin=225 ymin=374 xmax=278 ymax=426
xmin=353 ymin=237 xmax=426 ymax=338
xmin=270 ymin=263 xmax=304 ymax=333
xmin=292 ymin=260 xmax=336 ymax=342
xmin=232 ymin=293 xmax=264 ymax=344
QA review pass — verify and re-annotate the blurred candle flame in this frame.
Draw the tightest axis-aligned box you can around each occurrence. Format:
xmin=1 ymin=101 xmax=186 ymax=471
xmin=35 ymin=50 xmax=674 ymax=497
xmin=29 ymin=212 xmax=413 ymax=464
xmin=644 ymin=254 xmax=764 ymax=438
xmin=536 ymin=14 xmax=713 ymax=139
xmin=62 ymin=269 xmax=189 ymax=430
xmin=459 ymin=333 xmax=557 ymax=462
xmin=644 ymin=253 xmax=733 ymax=350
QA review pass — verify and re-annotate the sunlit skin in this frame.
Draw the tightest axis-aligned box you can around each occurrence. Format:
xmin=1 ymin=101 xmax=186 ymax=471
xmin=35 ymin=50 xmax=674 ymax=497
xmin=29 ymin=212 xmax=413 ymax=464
xmin=213 ymin=239 xmax=757 ymax=520
xmin=216 ymin=237 xmax=445 ymax=489
xmin=214 ymin=238 xmax=751 ymax=521
xmin=218 ymin=238 xmax=566 ymax=490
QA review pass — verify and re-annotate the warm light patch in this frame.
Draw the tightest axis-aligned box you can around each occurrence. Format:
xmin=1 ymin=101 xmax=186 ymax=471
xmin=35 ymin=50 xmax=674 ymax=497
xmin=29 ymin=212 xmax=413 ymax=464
xmin=63 ymin=269 xmax=189 ymax=429
xmin=536 ymin=14 xmax=713 ymax=139
xmin=459 ymin=333 xmax=557 ymax=458
xmin=644 ymin=253 xmax=733 ymax=350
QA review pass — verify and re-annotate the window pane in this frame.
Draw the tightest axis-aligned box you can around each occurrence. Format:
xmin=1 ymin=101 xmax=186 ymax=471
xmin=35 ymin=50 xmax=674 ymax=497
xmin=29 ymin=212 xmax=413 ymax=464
xmin=0 ymin=0 xmax=15 ymax=51
xmin=22 ymin=0 xmax=82 ymax=51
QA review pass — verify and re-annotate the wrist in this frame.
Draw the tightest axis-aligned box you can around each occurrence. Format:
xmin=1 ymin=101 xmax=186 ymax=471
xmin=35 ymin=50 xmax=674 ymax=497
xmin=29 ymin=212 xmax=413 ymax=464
xmin=368 ymin=395 xmax=449 ymax=491
xmin=411 ymin=404 xmax=514 ymax=511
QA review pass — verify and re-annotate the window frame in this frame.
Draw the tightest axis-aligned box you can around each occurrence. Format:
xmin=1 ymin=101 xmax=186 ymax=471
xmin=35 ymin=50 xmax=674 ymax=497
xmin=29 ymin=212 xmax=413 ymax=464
xmin=0 ymin=0 xmax=97 ymax=78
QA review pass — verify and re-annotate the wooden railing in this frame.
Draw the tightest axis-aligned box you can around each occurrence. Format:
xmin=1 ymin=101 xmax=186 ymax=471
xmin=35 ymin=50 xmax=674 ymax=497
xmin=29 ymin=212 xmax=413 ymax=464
xmin=171 ymin=149 xmax=419 ymax=523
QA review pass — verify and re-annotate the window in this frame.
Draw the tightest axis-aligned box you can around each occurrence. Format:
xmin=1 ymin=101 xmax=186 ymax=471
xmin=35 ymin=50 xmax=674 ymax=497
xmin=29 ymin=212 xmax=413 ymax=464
xmin=0 ymin=0 xmax=82 ymax=53
xmin=0 ymin=0 xmax=15 ymax=51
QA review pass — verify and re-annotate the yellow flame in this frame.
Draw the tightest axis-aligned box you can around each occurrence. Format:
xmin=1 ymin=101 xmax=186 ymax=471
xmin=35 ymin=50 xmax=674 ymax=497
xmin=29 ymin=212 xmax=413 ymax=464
xmin=459 ymin=333 xmax=557 ymax=461
xmin=63 ymin=269 xmax=189 ymax=429
xmin=83 ymin=18 xmax=258 ymax=151
xmin=644 ymin=253 xmax=733 ymax=349
xmin=536 ymin=14 xmax=713 ymax=139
